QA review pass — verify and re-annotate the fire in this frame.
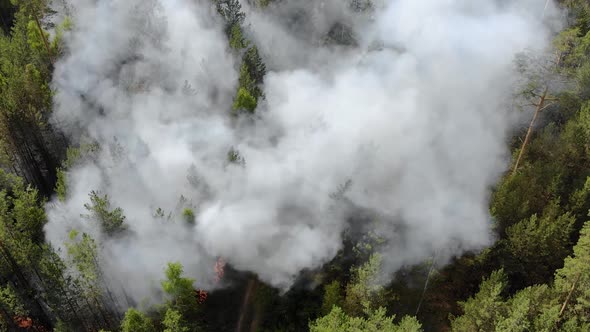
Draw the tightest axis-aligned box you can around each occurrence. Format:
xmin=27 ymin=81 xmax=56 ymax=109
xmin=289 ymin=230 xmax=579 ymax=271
xmin=14 ymin=316 xmax=32 ymax=328
xmin=193 ymin=257 xmax=226 ymax=304
xmin=194 ymin=289 xmax=208 ymax=304
xmin=214 ymin=257 xmax=225 ymax=283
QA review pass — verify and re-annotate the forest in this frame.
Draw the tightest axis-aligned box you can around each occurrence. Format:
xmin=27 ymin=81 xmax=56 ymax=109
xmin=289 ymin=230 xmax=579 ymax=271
xmin=1 ymin=0 xmax=590 ymax=331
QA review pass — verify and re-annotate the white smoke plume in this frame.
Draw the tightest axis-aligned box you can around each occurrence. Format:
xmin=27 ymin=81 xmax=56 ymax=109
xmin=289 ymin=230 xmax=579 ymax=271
xmin=45 ymin=0 xmax=560 ymax=302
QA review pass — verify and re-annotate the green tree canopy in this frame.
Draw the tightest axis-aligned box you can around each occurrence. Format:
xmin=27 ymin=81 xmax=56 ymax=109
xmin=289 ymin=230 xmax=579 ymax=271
xmin=310 ymin=306 xmax=422 ymax=332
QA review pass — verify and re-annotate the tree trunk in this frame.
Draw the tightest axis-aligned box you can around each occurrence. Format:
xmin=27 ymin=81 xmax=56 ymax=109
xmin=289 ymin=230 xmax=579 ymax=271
xmin=32 ymin=12 xmax=54 ymax=64
xmin=0 ymin=242 xmax=53 ymax=330
xmin=512 ymin=87 xmax=548 ymax=176
xmin=34 ymin=243 xmax=88 ymax=330
xmin=0 ymin=305 xmax=16 ymax=331
xmin=93 ymin=297 xmax=111 ymax=329
xmin=89 ymin=247 xmax=122 ymax=320
xmin=82 ymin=296 xmax=102 ymax=330
xmin=236 ymin=278 xmax=257 ymax=332
xmin=559 ymin=272 xmax=581 ymax=318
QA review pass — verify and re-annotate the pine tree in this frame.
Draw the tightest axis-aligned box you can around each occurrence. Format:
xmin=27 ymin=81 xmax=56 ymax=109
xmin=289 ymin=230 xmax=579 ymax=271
xmin=0 ymin=9 xmax=63 ymax=194
xmin=120 ymin=308 xmax=155 ymax=332
xmin=344 ymin=254 xmax=386 ymax=317
xmin=321 ymin=280 xmax=344 ymax=315
xmin=10 ymin=0 xmax=54 ymax=63
xmin=82 ymin=191 xmax=127 ymax=236
xmin=161 ymin=262 xmax=202 ymax=331
xmin=310 ymin=306 xmax=422 ymax=332
xmin=505 ymin=203 xmax=574 ymax=285
xmin=216 ymin=0 xmax=245 ymax=35
xmin=451 ymin=269 xmax=509 ymax=332
xmin=243 ymin=46 xmax=266 ymax=86
xmin=162 ymin=308 xmax=189 ymax=332
xmin=553 ymin=220 xmax=590 ymax=328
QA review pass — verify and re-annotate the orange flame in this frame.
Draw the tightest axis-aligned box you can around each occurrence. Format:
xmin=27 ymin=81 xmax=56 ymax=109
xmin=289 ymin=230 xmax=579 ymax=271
xmin=194 ymin=289 xmax=208 ymax=304
xmin=215 ymin=257 xmax=226 ymax=284
xmin=14 ymin=316 xmax=33 ymax=328
xmin=192 ymin=257 xmax=226 ymax=305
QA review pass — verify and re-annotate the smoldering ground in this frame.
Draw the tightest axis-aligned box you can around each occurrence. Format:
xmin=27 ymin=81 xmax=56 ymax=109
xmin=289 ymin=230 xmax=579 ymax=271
xmin=45 ymin=0 xmax=560 ymax=304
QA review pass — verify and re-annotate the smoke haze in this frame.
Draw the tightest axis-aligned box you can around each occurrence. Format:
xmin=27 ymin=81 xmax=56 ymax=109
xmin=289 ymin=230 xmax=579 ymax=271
xmin=45 ymin=0 xmax=560 ymax=302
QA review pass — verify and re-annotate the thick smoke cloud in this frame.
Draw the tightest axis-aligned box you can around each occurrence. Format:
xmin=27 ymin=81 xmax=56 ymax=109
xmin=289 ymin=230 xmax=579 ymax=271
xmin=45 ymin=0 xmax=559 ymax=302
